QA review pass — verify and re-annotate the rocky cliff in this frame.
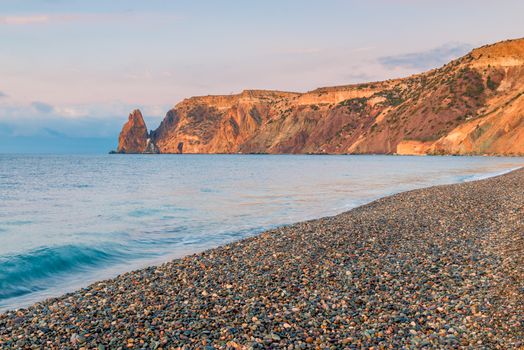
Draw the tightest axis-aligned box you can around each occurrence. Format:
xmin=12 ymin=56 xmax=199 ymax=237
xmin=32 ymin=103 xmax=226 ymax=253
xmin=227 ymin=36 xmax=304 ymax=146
xmin=117 ymin=109 xmax=158 ymax=154
xmin=117 ymin=38 xmax=524 ymax=155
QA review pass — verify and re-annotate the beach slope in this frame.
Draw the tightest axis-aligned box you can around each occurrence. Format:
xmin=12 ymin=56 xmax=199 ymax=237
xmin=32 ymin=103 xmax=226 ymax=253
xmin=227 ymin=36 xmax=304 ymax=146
xmin=1 ymin=169 xmax=523 ymax=348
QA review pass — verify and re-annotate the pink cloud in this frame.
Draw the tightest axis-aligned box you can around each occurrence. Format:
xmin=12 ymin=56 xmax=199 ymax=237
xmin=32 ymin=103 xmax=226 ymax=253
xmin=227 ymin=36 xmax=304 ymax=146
xmin=0 ymin=13 xmax=179 ymax=26
xmin=0 ymin=15 xmax=51 ymax=25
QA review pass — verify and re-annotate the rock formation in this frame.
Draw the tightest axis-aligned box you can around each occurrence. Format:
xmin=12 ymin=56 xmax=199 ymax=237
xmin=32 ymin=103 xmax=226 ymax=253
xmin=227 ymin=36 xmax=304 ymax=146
xmin=117 ymin=109 xmax=151 ymax=154
xmin=117 ymin=38 xmax=524 ymax=155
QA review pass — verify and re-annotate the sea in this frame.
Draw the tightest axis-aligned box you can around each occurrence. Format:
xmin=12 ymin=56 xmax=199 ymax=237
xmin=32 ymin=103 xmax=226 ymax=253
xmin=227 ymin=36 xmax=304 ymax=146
xmin=0 ymin=154 xmax=522 ymax=311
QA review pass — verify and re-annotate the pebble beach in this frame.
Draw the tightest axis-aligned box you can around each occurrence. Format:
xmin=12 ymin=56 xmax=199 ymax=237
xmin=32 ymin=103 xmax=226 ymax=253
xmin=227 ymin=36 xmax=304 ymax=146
xmin=1 ymin=168 xmax=523 ymax=349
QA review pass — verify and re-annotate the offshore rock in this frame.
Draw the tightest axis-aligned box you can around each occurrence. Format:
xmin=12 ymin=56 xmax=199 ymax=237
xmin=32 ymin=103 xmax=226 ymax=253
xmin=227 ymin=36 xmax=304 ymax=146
xmin=117 ymin=109 xmax=153 ymax=154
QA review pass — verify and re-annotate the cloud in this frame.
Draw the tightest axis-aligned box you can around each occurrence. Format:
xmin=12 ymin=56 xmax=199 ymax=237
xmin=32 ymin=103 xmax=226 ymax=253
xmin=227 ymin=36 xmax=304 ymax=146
xmin=141 ymin=105 xmax=166 ymax=117
xmin=0 ymin=100 xmax=167 ymax=140
xmin=54 ymin=106 xmax=88 ymax=118
xmin=352 ymin=46 xmax=376 ymax=53
xmin=0 ymin=13 xmax=179 ymax=26
xmin=378 ymin=42 xmax=474 ymax=70
xmin=29 ymin=101 xmax=88 ymax=118
xmin=0 ymin=91 xmax=7 ymax=98
xmin=31 ymin=101 xmax=54 ymax=113
xmin=0 ymin=15 xmax=51 ymax=25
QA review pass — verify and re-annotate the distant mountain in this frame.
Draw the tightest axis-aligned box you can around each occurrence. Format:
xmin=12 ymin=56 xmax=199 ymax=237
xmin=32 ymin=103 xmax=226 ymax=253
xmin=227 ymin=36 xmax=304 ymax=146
xmin=117 ymin=38 xmax=524 ymax=155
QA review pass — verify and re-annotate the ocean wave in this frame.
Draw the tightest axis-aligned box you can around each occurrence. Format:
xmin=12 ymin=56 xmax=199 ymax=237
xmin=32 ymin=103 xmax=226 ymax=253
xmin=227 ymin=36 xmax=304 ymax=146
xmin=0 ymin=244 xmax=132 ymax=300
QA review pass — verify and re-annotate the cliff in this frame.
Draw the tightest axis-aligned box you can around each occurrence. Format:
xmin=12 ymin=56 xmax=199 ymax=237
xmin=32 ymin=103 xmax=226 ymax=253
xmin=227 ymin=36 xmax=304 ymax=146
xmin=117 ymin=109 xmax=158 ymax=154
xmin=117 ymin=38 xmax=524 ymax=155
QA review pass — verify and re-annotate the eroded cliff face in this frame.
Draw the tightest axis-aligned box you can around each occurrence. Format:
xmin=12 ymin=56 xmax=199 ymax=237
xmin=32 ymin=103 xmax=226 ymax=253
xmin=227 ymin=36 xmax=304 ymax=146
xmin=117 ymin=38 xmax=524 ymax=155
xmin=117 ymin=109 xmax=150 ymax=154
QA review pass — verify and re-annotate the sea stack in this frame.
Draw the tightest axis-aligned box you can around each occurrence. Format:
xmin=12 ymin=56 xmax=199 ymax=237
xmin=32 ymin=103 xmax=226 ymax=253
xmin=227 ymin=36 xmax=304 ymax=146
xmin=117 ymin=109 xmax=158 ymax=154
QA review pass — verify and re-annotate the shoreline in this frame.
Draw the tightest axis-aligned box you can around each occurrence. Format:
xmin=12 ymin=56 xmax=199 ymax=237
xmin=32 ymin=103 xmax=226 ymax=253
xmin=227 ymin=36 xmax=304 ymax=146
xmin=1 ymin=168 xmax=523 ymax=348
xmin=459 ymin=165 xmax=523 ymax=181
xmin=1 ymin=162 xmax=521 ymax=313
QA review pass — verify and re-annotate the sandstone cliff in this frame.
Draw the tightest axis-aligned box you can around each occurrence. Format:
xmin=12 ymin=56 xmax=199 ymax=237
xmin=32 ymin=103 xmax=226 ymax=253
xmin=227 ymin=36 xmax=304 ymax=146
xmin=117 ymin=38 xmax=524 ymax=155
xmin=117 ymin=109 xmax=157 ymax=154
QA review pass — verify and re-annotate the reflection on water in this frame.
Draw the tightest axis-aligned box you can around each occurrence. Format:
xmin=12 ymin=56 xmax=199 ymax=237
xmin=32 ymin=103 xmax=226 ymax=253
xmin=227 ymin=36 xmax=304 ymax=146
xmin=0 ymin=154 xmax=522 ymax=310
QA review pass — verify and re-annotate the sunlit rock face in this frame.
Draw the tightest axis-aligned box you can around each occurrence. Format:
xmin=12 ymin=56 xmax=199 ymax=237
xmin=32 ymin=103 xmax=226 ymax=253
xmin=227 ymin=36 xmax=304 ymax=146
xmin=118 ymin=38 xmax=524 ymax=155
xmin=117 ymin=109 xmax=151 ymax=154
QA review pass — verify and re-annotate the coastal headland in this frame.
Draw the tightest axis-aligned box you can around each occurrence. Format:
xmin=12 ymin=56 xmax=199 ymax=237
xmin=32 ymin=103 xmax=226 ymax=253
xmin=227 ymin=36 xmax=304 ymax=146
xmin=117 ymin=38 xmax=524 ymax=156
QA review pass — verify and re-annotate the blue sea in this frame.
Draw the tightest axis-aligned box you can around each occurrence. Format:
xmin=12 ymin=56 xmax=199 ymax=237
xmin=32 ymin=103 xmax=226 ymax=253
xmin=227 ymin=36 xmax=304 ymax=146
xmin=0 ymin=154 xmax=522 ymax=311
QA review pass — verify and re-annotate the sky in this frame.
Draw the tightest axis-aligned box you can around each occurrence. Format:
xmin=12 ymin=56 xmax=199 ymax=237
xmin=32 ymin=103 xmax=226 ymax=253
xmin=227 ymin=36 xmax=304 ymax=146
xmin=1 ymin=0 xmax=523 ymax=153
